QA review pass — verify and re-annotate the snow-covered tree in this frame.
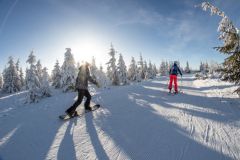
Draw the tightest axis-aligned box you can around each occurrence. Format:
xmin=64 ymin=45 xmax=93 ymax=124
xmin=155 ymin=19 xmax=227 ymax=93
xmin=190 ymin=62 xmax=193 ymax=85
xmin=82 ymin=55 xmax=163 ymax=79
xmin=0 ymin=72 xmax=3 ymax=89
xmin=167 ymin=62 xmax=171 ymax=70
xmin=16 ymin=59 xmax=20 ymax=73
xmin=106 ymin=44 xmax=119 ymax=85
xmin=159 ymin=60 xmax=168 ymax=76
xmin=185 ymin=61 xmax=191 ymax=73
xmin=128 ymin=57 xmax=138 ymax=81
xmin=25 ymin=51 xmax=41 ymax=103
xmin=15 ymin=59 xmax=24 ymax=89
xmin=19 ymin=67 xmax=25 ymax=89
xmin=90 ymin=58 xmax=110 ymax=88
xmin=39 ymin=67 xmax=51 ymax=97
xmin=198 ymin=2 xmax=240 ymax=95
xmin=153 ymin=64 xmax=158 ymax=77
xmin=200 ymin=61 xmax=209 ymax=74
xmin=138 ymin=53 xmax=145 ymax=79
xmin=205 ymin=62 xmax=209 ymax=73
xmin=207 ymin=61 xmax=221 ymax=78
xmin=143 ymin=61 xmax=148 ymax=79
xmin=51 ymin=60 xmax=61 ymax=88
xmin=199 ymin=61 xmax=204 ymax=72
xmin=145 ymin=61 xmax=154 ymax=79
xmin=98 ymin=64 xmax=111 ymax=88
xmin=117 ymin=53 xmax=128 ymax=85
xmin=90 ymin=57 xmax=102 ymax=85
xmin=2 ymin=56 xmax=21 ymax=93
xmin=145 ymin=62 xmax=150 ymax=79
xmin=209 ymin=61 xmax=221 ymax=74
xmin=90 ymin=56 xmax=98 ymax=80
xmin=36 ymin=60 xmax=43 ymax=83
xmin=60 ymin=48 xmax=76 ymax=92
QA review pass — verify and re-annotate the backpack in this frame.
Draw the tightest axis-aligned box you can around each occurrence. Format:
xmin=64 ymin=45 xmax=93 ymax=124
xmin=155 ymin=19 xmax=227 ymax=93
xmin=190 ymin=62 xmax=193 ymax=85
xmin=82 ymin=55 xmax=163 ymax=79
xmin=170 ymin=65 xmax=178 ymax=75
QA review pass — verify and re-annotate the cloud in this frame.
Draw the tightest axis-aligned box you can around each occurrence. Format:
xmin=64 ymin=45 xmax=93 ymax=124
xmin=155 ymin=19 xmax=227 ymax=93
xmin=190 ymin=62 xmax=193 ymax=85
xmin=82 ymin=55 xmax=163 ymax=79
xmin=115 ymin=6 xmax=176 ymax=28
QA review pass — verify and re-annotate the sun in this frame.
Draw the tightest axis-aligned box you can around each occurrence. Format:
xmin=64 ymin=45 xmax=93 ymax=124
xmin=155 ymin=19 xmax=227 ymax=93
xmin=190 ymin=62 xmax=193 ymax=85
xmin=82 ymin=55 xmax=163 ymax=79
xmin=70 ymin=37 xmax=108 ymax=66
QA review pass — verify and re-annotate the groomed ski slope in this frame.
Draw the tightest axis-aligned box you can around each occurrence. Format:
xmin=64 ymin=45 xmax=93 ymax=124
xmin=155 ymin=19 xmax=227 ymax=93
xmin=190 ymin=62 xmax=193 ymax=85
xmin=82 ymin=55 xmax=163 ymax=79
xmin=0 ymin=75 xmax=240 ymax=160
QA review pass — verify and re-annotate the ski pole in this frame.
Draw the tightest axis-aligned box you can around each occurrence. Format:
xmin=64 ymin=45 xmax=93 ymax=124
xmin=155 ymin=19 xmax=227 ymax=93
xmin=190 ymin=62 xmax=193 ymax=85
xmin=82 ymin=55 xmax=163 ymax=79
xmin=166 ymin=76 xmax=170 ymax=91
xmin=180 ymin=75 xmax=183 ymax=93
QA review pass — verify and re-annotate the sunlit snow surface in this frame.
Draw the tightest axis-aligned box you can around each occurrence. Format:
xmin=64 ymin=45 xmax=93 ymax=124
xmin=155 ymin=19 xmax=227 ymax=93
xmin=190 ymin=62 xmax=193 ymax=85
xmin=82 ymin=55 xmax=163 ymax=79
xmin=0 ymin=75 xmax=239 ymax=160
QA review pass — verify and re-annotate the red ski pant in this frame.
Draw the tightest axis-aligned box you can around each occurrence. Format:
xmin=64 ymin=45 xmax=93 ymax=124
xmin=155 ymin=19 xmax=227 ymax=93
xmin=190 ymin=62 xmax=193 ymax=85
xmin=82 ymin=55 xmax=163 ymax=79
xmin=168 ymin=75 xmax=178 ymax=92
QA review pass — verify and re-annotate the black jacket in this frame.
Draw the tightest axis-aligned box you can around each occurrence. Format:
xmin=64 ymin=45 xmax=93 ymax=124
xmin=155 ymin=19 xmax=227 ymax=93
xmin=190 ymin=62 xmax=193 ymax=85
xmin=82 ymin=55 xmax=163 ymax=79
xmin=75 ymin=65 xmax=97 ymax=90
xmin=169 ymin=64 xmax=182 ymax=76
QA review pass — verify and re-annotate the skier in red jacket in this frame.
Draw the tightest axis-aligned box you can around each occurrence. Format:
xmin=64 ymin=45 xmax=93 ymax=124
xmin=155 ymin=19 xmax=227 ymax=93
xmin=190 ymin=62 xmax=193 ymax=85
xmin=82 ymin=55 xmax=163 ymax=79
xmin=168 ymin=61 xmax=182 ymax=94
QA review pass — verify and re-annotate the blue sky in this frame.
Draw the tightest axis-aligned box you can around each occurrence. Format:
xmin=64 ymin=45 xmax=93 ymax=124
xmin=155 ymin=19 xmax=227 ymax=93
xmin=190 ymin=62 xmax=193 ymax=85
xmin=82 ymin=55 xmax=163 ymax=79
xmin=0 ymin=0 xmax=240 ymax=72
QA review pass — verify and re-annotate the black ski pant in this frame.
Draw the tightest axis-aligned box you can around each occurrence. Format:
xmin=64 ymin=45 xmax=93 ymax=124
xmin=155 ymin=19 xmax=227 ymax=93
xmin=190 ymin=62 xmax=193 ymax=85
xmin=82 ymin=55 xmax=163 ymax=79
xmin=66 ymin=89 xmax=91 ymax=114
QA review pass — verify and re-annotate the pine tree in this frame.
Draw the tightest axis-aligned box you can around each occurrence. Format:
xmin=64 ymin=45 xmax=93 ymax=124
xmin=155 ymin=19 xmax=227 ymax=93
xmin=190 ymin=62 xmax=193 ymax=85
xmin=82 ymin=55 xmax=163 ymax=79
xmin=36 ymin=60 xmax=43 ymax=83
xmin=90 ymin=58 xmax=110 ymax=88
xmin=146 ymin=61 xmax=155 ymax=79
xmin=199 ymin=2 xmax=240 ymax=95
xmin=106 ymin=44 xmax=119 ymax=85
xmin=159 ymin=60 xmax=167 ymax=76
xmin=165 ymin=61 xmax=170 ymax=72
xmin=2 ymin=56 xmax=21 ymax=93
xmin=51 ymin=60 xmax=61 ymax=88
xmin=98 ymin=64 xmax=111 ymax=88
xmin=40 ymin=67 xmax=51 ymax=97
xmin=90 ymin=57 xmax=100 ymax=84
xmin=205 ymin=62 xmax=209 ymax=73
xmin=138 ymin=53 xmax=145 ymax=79
xmin=136 ymin=68 xmax=142 ymax=82
xmin=117 ymin=53 xmax=128 ymax=85
xmin=185 ymin=61 xmax=191 ymax=73
xmin=16 ymin=59 xmax=20 ymax=73
xmin=0 ymin=72 xmax=3 ymax=89
xmin=153 ymin=64 xmax=158 ymax=77
xmin=200 ymin=62 xmax=204 ymax=72
xmin=209 ymin=61 xmax=221 ymax=74
xmin=16 ymin=59 xmax=24 ymax=89
xmin=90 ymin=56 xmax=98 ymax=80
xmin=25 ymin=51 xmax=41 ymax=103
xmin=128 ymin=57 xmax=138 ymax=81
xmin=143 ymin=60 xmax=148 ymax=79
xmin=19 ymin=67 xmax=25 ymax=89
xmin=145 ymin=61 xmax=150 ymax=79
xmin=60 ymin=48 xmax=76 ymax=92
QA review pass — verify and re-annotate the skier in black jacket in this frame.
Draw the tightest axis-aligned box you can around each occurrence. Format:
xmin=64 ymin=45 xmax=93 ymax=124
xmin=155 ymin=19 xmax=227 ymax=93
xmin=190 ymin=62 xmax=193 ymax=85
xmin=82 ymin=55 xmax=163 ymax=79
xmin=168 ymin=61 xmax=182 ymax=94
xmin=65 ymin=62 xmax=99 ymax=117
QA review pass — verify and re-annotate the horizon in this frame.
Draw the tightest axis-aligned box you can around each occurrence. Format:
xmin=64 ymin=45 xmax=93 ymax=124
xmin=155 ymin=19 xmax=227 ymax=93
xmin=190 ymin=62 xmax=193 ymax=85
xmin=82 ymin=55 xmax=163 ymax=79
xmin=1 ymin=0 xmax=239 ymax=72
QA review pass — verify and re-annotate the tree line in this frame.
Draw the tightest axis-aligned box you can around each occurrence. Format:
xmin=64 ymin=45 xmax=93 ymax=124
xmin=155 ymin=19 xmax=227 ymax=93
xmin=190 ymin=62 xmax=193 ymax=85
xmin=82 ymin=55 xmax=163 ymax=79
xmin=1 ymin=42 xmax=226 ymax=102
xmin=0 ymin=44 xmax=163 ymax=103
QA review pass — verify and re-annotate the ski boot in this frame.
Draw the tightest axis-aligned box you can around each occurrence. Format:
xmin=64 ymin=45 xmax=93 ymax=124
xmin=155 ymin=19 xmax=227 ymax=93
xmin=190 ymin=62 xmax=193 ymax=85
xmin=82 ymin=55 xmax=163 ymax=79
xmin=85 ymin=106 xmax=92 ymax=111
xmin=65 ymin=110 xmax=76 ymax=117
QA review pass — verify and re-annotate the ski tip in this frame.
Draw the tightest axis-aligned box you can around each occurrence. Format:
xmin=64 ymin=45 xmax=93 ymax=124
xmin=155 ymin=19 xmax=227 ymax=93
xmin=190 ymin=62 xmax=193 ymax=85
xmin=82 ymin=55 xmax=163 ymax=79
xmin=93 ymin=104 xmax=100 ymax=108
xmin=59 ymin=115 xmax=66 ymax=120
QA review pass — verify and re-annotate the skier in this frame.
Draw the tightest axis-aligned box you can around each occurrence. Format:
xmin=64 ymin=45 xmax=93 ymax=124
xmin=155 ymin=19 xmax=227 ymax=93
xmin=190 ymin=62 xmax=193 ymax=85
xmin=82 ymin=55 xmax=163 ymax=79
xmin=168 ymin=61 xmax=182 ymax=94
xmin=65 ymin=62 xmax=99 ymax=117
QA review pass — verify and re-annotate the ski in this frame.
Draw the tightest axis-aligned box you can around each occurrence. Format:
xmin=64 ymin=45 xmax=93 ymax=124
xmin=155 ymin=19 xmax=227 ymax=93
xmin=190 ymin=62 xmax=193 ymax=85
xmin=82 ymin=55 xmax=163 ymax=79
xmin=59 ymin=104 xmax=100 ymax=120
xmin=167 ymin=91 xmax=183 ymax=96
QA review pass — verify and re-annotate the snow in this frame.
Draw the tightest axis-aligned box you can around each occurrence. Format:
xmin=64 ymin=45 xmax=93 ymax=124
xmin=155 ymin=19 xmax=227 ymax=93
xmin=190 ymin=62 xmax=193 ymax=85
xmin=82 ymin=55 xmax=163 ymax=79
xmin=193 ymin=78 xmax=239 ymax=98
xmin=0 ymin=75 xmax=240 ymax=160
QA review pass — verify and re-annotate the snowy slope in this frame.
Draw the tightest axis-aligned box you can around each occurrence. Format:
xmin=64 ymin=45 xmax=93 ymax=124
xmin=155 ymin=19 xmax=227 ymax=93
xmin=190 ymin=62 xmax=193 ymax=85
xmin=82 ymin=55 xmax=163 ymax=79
xmin=0 ymin=75 xmax=240 ymax=160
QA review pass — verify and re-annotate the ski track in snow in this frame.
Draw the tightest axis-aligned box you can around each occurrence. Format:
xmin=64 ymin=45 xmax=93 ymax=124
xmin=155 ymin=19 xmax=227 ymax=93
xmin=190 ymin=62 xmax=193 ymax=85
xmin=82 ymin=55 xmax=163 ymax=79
xmin=0 ymin=75 xmax=240 ymax=160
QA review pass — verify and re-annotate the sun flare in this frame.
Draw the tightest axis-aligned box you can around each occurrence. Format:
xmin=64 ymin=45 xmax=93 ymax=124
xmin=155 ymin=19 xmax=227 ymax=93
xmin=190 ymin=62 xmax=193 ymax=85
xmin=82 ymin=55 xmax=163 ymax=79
xmin=70 ymin=37 xmax=108 ymax=65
